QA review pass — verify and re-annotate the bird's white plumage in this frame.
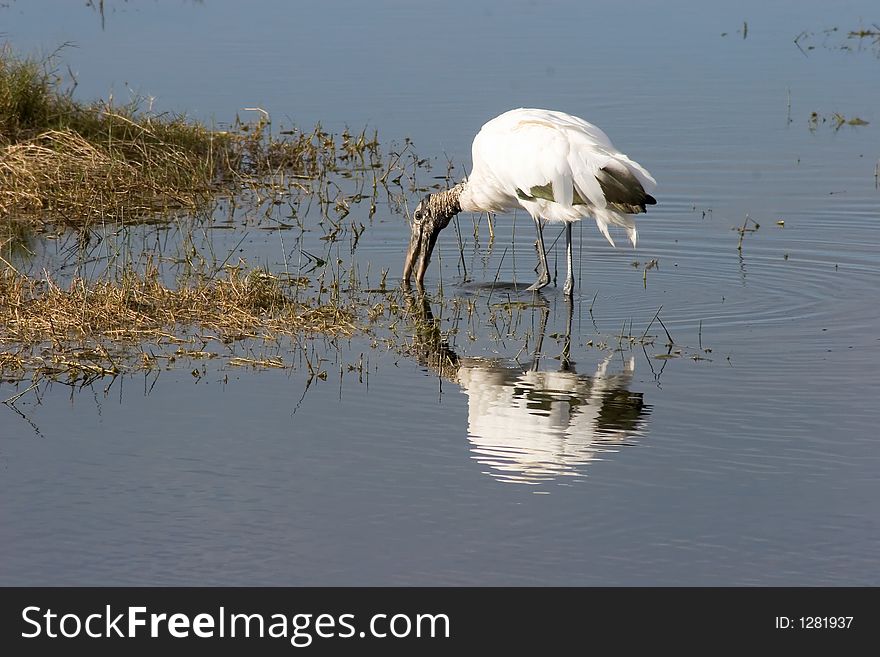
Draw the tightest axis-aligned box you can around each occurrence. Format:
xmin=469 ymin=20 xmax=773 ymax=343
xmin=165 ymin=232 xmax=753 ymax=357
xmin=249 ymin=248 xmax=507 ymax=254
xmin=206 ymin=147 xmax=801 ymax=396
xmin=458 ymin=108 xmax=656 ymax=247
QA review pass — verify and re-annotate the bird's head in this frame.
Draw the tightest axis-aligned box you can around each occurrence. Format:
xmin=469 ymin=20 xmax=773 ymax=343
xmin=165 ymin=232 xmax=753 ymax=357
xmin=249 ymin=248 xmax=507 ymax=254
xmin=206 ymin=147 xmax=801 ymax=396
xmin=402 ymin=190 xmax=459 ymax=289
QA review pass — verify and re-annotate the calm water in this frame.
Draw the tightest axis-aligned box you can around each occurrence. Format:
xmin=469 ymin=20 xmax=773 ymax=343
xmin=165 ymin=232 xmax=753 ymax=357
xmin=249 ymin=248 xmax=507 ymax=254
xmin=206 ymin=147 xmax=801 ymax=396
xmin=1 ymin=0 xmax=879 ymax=585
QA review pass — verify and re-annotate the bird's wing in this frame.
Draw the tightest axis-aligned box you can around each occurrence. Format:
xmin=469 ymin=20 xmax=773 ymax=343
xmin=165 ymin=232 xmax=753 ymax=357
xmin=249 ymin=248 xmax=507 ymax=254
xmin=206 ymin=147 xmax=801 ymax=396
xmin=471 ymin=109 xmax=656 ymax=215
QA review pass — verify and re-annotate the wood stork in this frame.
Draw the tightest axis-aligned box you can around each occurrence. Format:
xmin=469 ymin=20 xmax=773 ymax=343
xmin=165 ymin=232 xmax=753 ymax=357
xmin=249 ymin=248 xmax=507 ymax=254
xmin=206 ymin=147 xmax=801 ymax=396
xmin=402 ymin=108 xmax=657 ymax=295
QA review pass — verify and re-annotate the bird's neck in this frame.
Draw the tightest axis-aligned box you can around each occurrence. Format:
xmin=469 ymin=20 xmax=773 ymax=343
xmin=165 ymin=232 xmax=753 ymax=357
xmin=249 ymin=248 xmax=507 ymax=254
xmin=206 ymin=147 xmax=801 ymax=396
xmin=429 ymin=182 xmax=466 ymax=222
xmin=454 ymin=180 xmax=481 ymax=213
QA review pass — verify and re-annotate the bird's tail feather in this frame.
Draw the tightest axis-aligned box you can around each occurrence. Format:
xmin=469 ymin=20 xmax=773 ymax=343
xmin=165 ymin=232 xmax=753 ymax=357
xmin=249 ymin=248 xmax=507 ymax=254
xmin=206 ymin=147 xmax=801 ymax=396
xmin=593 ymin=208 xmax=638 ymax=248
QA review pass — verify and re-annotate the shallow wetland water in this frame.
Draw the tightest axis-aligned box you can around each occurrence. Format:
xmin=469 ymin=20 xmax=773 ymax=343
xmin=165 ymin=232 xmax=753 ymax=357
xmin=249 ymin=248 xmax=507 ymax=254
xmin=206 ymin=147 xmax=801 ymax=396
xmin=1 ymin=0 xmax=878 ymax=585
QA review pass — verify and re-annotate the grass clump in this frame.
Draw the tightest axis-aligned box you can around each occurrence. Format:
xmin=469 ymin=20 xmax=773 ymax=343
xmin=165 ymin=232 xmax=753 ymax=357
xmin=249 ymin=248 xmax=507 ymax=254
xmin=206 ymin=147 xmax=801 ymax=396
xmin=0 ymin=45 xmax=389 ymax=226
xmin=0 ymin=263 xmax=356 ymax=382
xmin=0 ymin=46 xmax=59 ymax=138
xmin=0 ymin=45 xmax=237 ymax=223
xmin=1 ymin=126 xmax=221 ymax=220
xmin=0 ymin=263 xmax=356 ymax=344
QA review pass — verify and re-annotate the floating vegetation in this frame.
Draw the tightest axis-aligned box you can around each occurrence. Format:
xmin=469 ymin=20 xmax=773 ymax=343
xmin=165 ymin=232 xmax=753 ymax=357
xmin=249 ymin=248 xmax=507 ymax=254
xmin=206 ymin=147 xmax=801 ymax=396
xmin=720 ymin=21 xmax=748 ymax=39
xmin=808 ymin=111 xmax=870 ymax=132
xmin=847 ymin=24 xmax=880 ymax=52
xmin=794 ymin=24 xmax=880 ymax=56
xmin=735 ymin=215 xmax=760 ymax=252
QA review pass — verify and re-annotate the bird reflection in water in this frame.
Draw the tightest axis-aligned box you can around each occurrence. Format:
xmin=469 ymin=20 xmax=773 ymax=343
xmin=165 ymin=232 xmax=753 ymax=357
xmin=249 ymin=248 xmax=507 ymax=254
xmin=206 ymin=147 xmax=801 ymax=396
xmin=405 ymin=292 xmax=650 ymax=485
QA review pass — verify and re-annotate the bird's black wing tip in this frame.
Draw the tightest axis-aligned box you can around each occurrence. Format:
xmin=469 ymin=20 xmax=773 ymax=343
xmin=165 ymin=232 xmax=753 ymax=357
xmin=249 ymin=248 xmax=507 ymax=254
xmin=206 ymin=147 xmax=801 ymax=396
xmin=644 ymin=194 xmax=657 ymax=206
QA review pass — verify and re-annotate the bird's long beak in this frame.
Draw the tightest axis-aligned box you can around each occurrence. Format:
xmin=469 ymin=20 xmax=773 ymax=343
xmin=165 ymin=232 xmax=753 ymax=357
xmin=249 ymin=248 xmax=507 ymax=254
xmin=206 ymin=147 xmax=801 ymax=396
xmin=402 ymin=220 xmax=424 ymax=287
xmin=403 ymin=219 xmax=438 ymax=289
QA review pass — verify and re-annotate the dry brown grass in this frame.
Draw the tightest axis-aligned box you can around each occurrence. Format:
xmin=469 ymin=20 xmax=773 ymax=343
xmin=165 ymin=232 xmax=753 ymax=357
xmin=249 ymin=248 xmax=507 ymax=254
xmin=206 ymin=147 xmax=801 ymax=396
xmin=0 ymin=126 xmax=217 ymax=221
xmin=0 ymin=114 xmax=387 ymax=226
xmin=0 ymin=46 xmax=390 ymax=227
xmin=0 ymin=264 xmax=357 ymax=382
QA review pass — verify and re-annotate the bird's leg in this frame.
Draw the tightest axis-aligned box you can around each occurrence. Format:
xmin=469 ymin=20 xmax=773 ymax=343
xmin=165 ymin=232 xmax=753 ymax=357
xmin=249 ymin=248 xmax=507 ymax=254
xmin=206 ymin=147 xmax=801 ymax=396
xmin=563 ymin=222 xmax=574 ymax=297
xmin=526 ymin=216 xmax=550 ymax=291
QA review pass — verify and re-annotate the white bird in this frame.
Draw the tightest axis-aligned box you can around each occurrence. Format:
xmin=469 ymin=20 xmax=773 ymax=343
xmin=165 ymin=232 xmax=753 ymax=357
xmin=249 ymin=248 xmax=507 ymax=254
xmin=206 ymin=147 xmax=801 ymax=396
xmin=403 ymin=108 xmax=657 ymax=295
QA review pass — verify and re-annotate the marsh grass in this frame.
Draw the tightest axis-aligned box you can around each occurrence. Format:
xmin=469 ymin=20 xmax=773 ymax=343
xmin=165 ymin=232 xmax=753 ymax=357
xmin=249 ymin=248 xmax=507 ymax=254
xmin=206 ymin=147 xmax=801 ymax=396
xmin=1 ymin=46 xmax=229 ymax=221
xmin=1 ymin=126 xmax=219 ymax=221
xmin=0 ymin=45 xmax=399 ymax=227
xmin=0 ymin=262 xmax=357 ymax=384
xmin=0 ymin=45 xmax=448 ymax=389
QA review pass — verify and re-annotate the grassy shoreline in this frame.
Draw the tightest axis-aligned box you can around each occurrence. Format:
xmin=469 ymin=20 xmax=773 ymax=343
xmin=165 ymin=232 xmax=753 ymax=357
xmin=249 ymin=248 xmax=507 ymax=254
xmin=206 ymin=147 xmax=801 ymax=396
xmin=0 ymin=45 xmax=433 ymax=388
xmin=1 ymin=44 xmax=387 ymax=226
